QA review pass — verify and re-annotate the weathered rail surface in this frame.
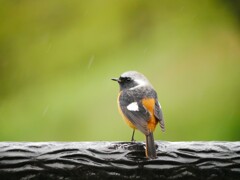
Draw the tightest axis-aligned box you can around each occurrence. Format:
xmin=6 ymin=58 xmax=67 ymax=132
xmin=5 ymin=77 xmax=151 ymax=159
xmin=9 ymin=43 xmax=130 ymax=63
xmin=0 ymin=141 xmax=239 ymax=179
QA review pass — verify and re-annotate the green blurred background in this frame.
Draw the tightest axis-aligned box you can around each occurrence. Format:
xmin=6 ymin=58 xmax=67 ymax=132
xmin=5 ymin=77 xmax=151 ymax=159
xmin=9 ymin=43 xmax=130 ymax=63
xmin=0 ymin=0 xmax=239 ymax=141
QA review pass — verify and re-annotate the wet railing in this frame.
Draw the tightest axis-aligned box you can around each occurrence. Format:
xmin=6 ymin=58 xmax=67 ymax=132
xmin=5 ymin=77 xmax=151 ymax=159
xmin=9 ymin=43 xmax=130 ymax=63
xmin=0 ymin=141 xmax=239 ymax=179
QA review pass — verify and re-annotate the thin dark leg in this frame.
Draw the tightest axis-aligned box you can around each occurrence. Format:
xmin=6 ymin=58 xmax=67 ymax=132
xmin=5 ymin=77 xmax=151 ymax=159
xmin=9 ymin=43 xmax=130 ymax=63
xmin=131 ymin=129 xmax=135 ymax=142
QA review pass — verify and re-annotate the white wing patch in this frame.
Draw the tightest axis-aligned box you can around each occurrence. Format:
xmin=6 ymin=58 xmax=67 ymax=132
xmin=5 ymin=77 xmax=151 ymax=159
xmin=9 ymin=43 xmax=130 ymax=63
xmin=127 ymin=102 xmax=139 ymax=111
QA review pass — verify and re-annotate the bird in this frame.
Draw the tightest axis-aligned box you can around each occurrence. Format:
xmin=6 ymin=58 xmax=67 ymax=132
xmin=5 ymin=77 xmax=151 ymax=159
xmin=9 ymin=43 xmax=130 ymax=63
xmin=112 ymin=71 xmax=165 ymax=159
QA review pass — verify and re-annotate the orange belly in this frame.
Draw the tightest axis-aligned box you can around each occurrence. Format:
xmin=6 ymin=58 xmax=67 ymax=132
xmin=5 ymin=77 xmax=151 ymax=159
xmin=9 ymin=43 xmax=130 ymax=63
xmin=117 ymin=93 xmax=136 ymax=129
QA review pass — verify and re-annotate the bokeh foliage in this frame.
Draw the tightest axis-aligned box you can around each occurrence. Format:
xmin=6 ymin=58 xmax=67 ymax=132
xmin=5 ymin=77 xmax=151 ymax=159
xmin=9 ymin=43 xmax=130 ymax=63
xmin=0 ymin=0 xmax=239 ymax=141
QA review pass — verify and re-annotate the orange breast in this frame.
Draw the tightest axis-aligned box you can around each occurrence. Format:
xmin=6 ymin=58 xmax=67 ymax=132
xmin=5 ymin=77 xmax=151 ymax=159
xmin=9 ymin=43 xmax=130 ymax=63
xmin=117 ymin=92 xmax=136 ymax=129
xmin=142 ymin=98 xmax=158 ymax=132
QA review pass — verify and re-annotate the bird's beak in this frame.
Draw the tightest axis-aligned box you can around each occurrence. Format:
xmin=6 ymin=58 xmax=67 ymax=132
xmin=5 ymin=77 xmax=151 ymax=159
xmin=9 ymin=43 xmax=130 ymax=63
xmin=111 ymin=78 xmax=120 ymax=82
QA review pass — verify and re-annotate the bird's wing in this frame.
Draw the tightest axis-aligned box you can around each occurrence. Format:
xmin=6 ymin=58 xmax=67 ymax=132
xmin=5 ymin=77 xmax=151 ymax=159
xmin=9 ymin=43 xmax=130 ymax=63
xmin=119 ymin=91 xmax=150 ymax=135
xmin=154 ymin=100 xmax=165 ymax=132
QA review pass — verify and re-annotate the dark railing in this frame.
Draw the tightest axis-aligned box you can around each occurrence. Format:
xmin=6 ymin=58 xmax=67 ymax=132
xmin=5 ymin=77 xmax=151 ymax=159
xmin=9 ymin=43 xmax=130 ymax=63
xmin=0 ymin=141 xmax=239 ymax=179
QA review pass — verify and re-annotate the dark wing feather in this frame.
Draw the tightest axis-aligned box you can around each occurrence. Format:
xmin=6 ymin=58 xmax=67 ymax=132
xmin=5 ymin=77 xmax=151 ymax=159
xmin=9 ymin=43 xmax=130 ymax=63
xmin=154 ymin=101 xmax=165 ymax=132
xmin=119 ymin=91 xmax=150 ymax=135
xmin=121 ymin=105 xmax=150 ymax=135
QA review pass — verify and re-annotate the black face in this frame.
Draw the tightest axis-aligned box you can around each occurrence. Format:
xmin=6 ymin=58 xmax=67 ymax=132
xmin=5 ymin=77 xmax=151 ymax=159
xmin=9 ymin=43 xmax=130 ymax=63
xmin=118 ymin=76 xmax=138 ymax=90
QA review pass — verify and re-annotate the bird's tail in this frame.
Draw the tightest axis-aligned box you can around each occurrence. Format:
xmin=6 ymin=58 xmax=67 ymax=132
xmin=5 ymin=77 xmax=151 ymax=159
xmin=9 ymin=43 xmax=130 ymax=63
xmin=145 ymin=132 xmax=157 ymax=159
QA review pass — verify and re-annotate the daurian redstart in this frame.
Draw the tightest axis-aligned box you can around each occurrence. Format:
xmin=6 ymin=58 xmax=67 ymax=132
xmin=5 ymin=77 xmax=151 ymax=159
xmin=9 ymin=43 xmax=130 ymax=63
xmin=112 ymin=71 xmax=165 ymax=159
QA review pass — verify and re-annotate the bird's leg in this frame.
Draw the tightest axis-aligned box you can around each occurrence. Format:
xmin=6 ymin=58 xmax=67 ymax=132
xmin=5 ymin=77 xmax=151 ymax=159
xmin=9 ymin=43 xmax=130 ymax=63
xmin=131 ymin=129 xmax=135 ymax=142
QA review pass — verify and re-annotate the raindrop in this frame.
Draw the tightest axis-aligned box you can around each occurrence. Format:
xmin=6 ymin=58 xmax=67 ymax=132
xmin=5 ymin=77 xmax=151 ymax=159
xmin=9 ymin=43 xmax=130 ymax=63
xmin=42 ymin=105 xmax=49 ymax=117
xmin=87 ymin=55 xmax=95 ymax=69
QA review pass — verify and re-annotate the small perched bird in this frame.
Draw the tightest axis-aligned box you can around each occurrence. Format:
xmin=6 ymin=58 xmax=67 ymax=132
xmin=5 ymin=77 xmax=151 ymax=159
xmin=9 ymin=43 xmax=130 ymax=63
xmin=112 ymin=71 xmax=165 ymax=159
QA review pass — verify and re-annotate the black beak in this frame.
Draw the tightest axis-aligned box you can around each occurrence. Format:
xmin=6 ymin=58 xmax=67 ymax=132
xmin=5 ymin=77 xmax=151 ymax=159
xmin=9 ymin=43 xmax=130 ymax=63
xmin=111 ymin=78 xmax=120 ymax=82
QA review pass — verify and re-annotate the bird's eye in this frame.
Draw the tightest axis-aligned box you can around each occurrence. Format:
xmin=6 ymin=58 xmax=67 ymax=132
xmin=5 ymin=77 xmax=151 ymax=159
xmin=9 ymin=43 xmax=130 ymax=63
xmin=119 ymin=77 xmax=131 ymax=83
xmin=126 ymin=77 xmax=131 ymax=81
